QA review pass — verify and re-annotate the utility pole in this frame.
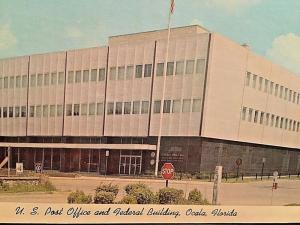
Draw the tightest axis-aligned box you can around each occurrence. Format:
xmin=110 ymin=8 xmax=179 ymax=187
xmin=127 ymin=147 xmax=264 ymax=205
xmin=7 ymin=146 xmax=11 ymax=177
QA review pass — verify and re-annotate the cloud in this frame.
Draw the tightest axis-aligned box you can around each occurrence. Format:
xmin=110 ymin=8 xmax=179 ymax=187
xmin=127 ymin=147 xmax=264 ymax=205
xmin=266 ymin=33 xmax=300 ymax=75
xmin=206 ymin=0 xmax=261 ymax=13
xmin=0 ymin=24 xmax=17 ymax=50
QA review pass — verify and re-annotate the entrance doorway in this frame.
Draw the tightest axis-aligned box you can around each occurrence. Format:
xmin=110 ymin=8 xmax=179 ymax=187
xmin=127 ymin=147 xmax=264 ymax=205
xmin=119 ymin=150 xmax=142 ymax=175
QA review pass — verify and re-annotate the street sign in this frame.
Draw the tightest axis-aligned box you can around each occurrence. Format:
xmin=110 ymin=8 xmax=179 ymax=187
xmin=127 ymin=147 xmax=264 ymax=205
xmin=16 ymin=163 xmax=23 ymax=174
xmin=236 ymin=158 xmax=242 ymax=166
xmin=34 ymin=163 xmax=43 ymax=173
xmin=161 ymin=163 xmax=175 ymax=180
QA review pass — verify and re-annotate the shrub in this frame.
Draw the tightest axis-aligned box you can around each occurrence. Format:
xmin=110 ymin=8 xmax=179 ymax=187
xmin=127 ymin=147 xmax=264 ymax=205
xmin=95 ymin=183 xmax=119 ymax=196
xmin=124 ymin=183 xmax=147 ymax=195
xmin=0 ymin=181 xmax=9 ymax=191
xmin=67 ymin=190 xmax=92 ymax=204
xmin=94 ymin=191 xmax=115 ymax=204
xmin=158 ymin=187 xmax=184 ymax=204
xmin=119 ymin=195 xmax=138 ymax=204
xmin=188 ymin=188 xmax=210 ymax=205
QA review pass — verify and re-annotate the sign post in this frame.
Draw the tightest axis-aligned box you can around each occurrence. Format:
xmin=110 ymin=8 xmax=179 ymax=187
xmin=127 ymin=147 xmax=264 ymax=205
xmin=161 ymin=163 xmax=175 ymax=187
xmin=271 ymin=171 xmax=278 ymax=205
xmin=212 ymin=166 xmax=222 ymax=205
xmin=16 ymin=163 xmax=23 ymax=175
xmin=261 ymin=157 xmax=266 ymax=180
xmin=34 ymin=163 xmax=43 ymax=173
xmin=105 ymin=150 xmax=109 ymax=176
xmin=236 ymin=158 xmax=242 ymax=180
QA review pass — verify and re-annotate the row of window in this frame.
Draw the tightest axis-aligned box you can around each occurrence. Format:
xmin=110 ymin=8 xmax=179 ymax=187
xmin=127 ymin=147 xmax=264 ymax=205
xmin=241 ymin=106 xmax=300 ymax=132
xmin=246 ymin=72 xmax=300 ymax=105
xmin=108 ymin=59 xmax=206 ymax=81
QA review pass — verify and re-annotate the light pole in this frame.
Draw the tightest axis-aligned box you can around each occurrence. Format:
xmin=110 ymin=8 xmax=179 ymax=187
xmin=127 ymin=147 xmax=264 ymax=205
xmin=261 ymin=157 xmax=266 ymax=180
xmin=105 ymin=150 xmax=109 ymax=176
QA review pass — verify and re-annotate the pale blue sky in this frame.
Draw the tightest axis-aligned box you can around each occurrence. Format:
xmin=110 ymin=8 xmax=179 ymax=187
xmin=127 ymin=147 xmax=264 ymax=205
xmin=0 ymin=0 xmax=300 ymax=73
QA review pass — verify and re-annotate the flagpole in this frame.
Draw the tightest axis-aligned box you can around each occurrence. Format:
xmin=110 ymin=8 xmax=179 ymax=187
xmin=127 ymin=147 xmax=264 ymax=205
xmin=155 ymin=0 xmax=174 ymax=177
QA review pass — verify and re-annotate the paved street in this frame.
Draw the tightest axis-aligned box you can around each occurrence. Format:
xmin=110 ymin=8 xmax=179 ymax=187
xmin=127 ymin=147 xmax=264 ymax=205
xmin=2 ymin=176 xmax=299 ymax=205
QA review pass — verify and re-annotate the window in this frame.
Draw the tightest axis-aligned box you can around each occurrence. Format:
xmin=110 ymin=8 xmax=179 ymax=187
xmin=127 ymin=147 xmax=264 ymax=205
xmin=297 ymin=122 xmax=300 ymax=132
xmin=124 ymin=102 xmax=131 ymax=114
xmin=265 ymin=113 xmax=270 ymax=126
xmin=4 ymin=77 xmax=8 ymax=88
xmin=141 ymin=101 xmax=149 ymax=114
xmin=248 ymin=108 xmax=253 ymax=122
xmin=75 ymin=71 xmax=81 ymax=83
xmin=144 ymin=64 xmax=152 ymax=77
xmin=285 ymin=118 xmax=288 ymax=129
xmin=126 ymin=66 xmax=133 ymax=80
xmin=275 ymin=84 xmax=278 ymax=96
xmin=43 ymin=105 xmax=48 ymax=117
xmin=44 ymin=73 xmax=49 ymax=85
xmin=279 ymin=86 xmax=283 ymax=98
xmin=284 ymin=88 xmax=288 ymax=100
xmin=66 ymin=104 xmax=72 ymax=116
xmin=50 ymin=105 xmax=55 ymax=117
xmin=21 ymin=106 xmax=26 ymax=117
xmin=30 ymin=74 xmax=36 ymax=87
xmin=289 ymin=90 xmax=292 ymax=102
xmin=58 ymin=72 xmax=64 ymax=84
xmin=0 ymin=77 xmax=2 ymax=89
xmin=91 ymin=69 xmax=97 ymax=82
xmin=73 ymin=104 xmax=80 ymax=116
xmin=246 ymin=72 xmax=251 ymax=86
xmin=293 ymin=121 xmax=296 ymax=131
xmin=293 ymin=92 xmax=296 ymax=103
xmin=258 ymin=77 xmax=263 ymax=91
xmin=81 ymin=104 xmax=87 ymax=115
xmin=9 ymin=76 xmax=14 ymax=88
xmin=254 ymin=110 xmax=258 ymax=123
xmin=163 ymin=100 xmax=171 ymax=113
xmin=289 ymin=119 xmax=292 ymax=131
xmin=264 ymin=79 xmax=268 ymax=93
xmin=68 ymin=71 xmax=74 ymax=83
xmin=172 ymin=100 xmax=181 ymax=113
xmin=29 ymin=106 xmax=34 ymax=117
xmin=166 ymin=62 xmax=174 ymax=76
xmin=192 ymin=99 xmax=201 ymax=112
xmin=275 ymin=116 xmax=279 ymax=128
xmin=83 ymin=70 xmax=89 ymax=82
xmin=196 ymin=59 xmax=206 ymax=74
xmin=118 ymin=66 xmax=125 ymax=80
xmin=99 ymin=68 xmax=106 ymax=81
xmin=133 ymin=101 xmax=140 ymax=114
xmin=36 ymin=105 xmax=41 ymax=117
xmin=185 ymin=60 xmax=195 ymax=74
xmin=89 ymin=103 xmax=95 ymax=115
xmin=107 ymin=102 xmax=114 ymax=115
xmin=156 ymin=63 xmax=164 ymax=76
xmin=242 ymin=107 xmax=247 ymax=120
xmin=182 ymin=99 xmax=191 ymax=112
xmin=51 ymin=72 xmax=57 ymax=85
xmin=97 ymin=103 xmax=104 ymax=115
xmin=252 ymin=75 xmax=257 ymax=88
xmin=15 ymin=106 xmax=20 ymax=117
xmin=9 ymin=107 xmax=14 ymax=117
xmin=298 ymin=93 xmax=300 ymax=104
xmin=270 ymin=82 xmax=274 ymax=94
xmin=109 ymin=67 xmax=116 ymax=80
xmin=115 ymin=102 xmax=123 ymax=115
xmin=280 ymin=117 xmax=283 ymax=128
xmin=3 ymin=107 xmax=7 ymax=117
xmin=271 ymin=114 xmax=275 ymax=126
xmin=57 ymin=105 xmax=63 ymax=116
xmin=135 ymin=65 xmax=143 ymax=78
xmin=154 ymin=100 xmax=161 ymax=113
xmin=37 ymin=74 xmax=43 ymax=86
xmin=175 ymin=61 xmax=184 ymax=75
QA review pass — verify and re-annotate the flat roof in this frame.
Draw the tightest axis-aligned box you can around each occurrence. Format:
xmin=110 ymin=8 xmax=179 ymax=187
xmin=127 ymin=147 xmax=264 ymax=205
xmin=0 ymin=143 xmax=156 ymax=151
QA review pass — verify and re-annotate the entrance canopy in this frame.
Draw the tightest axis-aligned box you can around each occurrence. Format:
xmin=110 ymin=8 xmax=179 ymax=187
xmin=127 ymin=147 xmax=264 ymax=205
xmin=0 ymin=142 xmax=157 ymax=151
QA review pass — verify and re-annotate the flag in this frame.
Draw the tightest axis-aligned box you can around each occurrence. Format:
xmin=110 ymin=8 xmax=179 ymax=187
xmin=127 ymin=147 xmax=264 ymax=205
xmin=170 ymin=0 xmax=175 ymax=14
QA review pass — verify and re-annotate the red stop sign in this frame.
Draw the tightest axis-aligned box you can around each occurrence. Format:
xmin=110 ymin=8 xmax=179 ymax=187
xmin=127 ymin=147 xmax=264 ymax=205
xmin=161 ymin=163 xmax=175 ymax=180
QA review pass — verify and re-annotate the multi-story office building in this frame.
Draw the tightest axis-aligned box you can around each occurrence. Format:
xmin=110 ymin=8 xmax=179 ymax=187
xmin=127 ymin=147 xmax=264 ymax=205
xmin=1 ymin=25 xmax=300 ymax=175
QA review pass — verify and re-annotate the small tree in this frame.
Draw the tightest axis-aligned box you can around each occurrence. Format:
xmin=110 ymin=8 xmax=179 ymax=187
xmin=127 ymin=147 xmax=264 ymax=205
xmin=188 ymin=188 xmax=210 ymax=205
xmin=95 ymin=183 xmax=119 ymax=196
xmin=67 ymin=190 xmax=92 ymax=204
xmin=94 ymin=191 xmax=115 ymax=204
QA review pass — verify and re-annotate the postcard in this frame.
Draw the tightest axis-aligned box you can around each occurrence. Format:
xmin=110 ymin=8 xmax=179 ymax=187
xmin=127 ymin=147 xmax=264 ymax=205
xmin=0 ymin=0 xmax=300 ymax=224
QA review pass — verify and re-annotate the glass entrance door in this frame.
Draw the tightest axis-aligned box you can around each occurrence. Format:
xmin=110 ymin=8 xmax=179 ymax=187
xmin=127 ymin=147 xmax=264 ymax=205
xmin=119 ymin=151 xmax=142 ymax=175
